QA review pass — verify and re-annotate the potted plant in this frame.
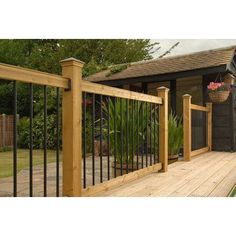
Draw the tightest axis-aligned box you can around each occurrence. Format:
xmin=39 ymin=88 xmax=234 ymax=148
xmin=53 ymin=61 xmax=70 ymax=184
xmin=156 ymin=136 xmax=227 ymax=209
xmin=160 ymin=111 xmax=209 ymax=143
xmin=102 ymin=98 xmax=158 ymax=177
xmin=207 ymin=82 xmax=230 ymax=103
xmin=168 ymin=112 xmax=183 ymax=162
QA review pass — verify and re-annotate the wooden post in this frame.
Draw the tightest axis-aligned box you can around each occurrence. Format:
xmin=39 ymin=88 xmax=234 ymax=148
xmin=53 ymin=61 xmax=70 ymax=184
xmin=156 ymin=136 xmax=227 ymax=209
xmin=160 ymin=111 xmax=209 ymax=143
xmin=206 ymin=102 xmax=212 ymax=151
xmin=60 ymin=58 xmax=85 ymax=197
xmin=157 ymin=87 xmax=169 ymax=172
xmin=183 ymin=94 xmax=192 ymax=161
xmin=2 ymin=114 xmax=6 ymax=148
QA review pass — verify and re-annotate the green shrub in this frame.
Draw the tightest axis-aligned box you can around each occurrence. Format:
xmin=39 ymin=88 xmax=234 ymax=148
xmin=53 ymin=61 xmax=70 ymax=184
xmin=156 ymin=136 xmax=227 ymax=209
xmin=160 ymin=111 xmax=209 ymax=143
xmin=18 ymin=114 xmax=61 ymax=149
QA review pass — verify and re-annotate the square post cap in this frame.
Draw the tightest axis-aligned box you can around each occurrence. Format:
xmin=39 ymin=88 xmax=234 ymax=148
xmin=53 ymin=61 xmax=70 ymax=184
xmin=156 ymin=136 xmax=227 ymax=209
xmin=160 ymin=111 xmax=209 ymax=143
xmin=60 ymin=57 xmax=85 ymax=68
xmin=183 ymin=94 xmax=192 ymax=98
xmin=156 ymin=86 xmax=169 ymax=92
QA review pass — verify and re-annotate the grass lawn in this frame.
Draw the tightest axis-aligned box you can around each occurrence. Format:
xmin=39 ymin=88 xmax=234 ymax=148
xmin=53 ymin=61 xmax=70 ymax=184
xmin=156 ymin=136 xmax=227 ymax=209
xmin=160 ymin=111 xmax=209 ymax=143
xmin=0 ymin=149 xmax=62 ymax=178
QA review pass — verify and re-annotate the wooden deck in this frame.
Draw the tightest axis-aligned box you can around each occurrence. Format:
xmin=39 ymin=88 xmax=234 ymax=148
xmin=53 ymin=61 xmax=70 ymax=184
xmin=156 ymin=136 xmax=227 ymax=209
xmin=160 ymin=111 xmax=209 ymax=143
xmin=94 ymin=151 xmax=236 ymax=197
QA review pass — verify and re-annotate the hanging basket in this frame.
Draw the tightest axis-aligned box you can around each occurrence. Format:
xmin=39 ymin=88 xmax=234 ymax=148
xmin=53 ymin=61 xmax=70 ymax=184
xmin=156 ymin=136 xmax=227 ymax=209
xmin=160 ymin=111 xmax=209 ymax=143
xmin=208 ymin=91 xmax=230 ymax=103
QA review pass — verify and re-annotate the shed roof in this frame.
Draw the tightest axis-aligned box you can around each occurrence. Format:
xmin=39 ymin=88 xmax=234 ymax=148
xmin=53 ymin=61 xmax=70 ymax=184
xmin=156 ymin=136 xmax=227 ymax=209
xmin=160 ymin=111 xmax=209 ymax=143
xmin=85 ymin=45 xmax=236 ymax=82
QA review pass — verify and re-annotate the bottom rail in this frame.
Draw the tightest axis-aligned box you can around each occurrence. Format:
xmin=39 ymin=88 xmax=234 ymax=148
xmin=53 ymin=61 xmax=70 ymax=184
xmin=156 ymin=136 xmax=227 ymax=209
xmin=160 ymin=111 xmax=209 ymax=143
xmin=191 ymin=146 xmax=209 ymax=157
xmin=82 ymin=163 xmax=162 ymax=196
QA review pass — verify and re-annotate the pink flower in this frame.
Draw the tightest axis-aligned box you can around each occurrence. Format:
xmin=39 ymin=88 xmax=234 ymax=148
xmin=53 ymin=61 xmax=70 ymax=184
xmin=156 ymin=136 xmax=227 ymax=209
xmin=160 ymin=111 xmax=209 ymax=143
xmin=207 ymin=82 xmax=225 ymax=91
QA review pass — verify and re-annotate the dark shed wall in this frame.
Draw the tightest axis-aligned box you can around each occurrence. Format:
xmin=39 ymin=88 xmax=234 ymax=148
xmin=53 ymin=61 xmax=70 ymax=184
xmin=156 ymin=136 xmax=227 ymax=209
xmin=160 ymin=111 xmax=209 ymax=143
xmin=203 ymin=74 xmax=235 ymax=151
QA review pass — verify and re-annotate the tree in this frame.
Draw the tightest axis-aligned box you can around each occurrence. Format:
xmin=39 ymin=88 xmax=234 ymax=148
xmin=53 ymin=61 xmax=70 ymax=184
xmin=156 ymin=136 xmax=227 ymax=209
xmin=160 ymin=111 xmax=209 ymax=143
xmin=0 ymin=39 xmax=179 ymax=116
xmin=0 ymin=39 xmax=159 ymax=116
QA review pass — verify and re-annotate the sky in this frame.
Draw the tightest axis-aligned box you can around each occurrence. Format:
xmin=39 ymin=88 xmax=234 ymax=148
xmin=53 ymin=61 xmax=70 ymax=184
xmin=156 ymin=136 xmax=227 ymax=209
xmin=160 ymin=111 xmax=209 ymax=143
xmin=153 ymin=39 xmax=236 ymax=59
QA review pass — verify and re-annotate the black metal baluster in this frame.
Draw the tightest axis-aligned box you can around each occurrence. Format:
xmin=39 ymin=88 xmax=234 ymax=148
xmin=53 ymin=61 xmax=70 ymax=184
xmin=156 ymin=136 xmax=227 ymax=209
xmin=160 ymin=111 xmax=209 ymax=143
xmin=114 ymin=98 xmax=117 ymax=178
xmin=132 ymin=100 xmax=134 ymax=172
xmin=141 ymin=103 xmax=144 ymax=168
xmin=150 ymin=103 xmax=152 ymax=166
xmin=29 ymin=83 xmax=33 ymax=197
xmin=136 ymin=101 xmax=139 ymax=170
xmin=126 ymin=99 xmax=129 ymax=173
xmin=107 ymin=97 xmax=110 ymax=180
xmin=146 ymin=102 xmax=148 ymax=167
xmin=83 ymin=92 xmax=86 ymax=188
xmin=43 ymin=85 xmax=47 ymax=197
xmin=120 ymin=98 xmax=123 ymax=175
xmin=56 ymin=88 xmax=60 ymax=197
xmin=154 ymin=104 xmax=157 ymax=164
xmin=100 ymin=95 xmax=103 ymax=183
xmin=13 ymin=81 xmax=17 ymax=197
xmin=92 ymin=94 xmax=95 ymax=185
xmin=158 ymin=105 xmax=160 ymax=163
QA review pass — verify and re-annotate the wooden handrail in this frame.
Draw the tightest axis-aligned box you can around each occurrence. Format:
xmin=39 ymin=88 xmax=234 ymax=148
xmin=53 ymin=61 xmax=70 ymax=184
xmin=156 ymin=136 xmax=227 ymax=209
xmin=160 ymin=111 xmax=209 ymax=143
xmin=191 ymin=104 xmax=210 ymax=112
xmin=0 ymin=62 xmax=69 ymax=89
xmin=81 ymin=80 xmax=163 ymax=104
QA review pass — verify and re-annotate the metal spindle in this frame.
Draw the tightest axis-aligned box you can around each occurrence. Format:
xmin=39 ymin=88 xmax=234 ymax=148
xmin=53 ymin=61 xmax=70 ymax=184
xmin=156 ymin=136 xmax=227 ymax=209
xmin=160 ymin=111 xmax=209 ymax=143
xmin=136 ymin=101 xmax=139 ymax=170
xmin=13 ymin=81 xmax=17 ymax=197
xmin=56 ymin=88 xmax=60 ymax=197
xmin=100 ymin=95 xmax=103 ymax=183
xmin=126 ymin=99 xmax=129 ymax=173
xmin=114 ymin=98 xmax=117 ymax=178
xmin=150 ymin=103 xmax=152 ymax=166
xmin=83 ymin=92 xmax=86 ymax=188
xmin=154 ymin=104 xmax=156 ymax=164
xmin=146 ymin=102 xmax=148 ymax=167
xmin=43 ymin=85 xmax=47 ymax=197
xmin=107 ymin=97 xmax=110 ymax=180
xmin=131 ymin=100 xmax=134 ymax=172
xmin=92 ymin=94 xmax=95 ymax=185
xmin=29 ymin=83 xmax=33 ymax=197
xmin=120 ymin=98 xmax=123 ymax=175
xmin=157 ymin=105 xmax=160 ymax=163
xmin=141 ymin=103 xmax=144 ymax=168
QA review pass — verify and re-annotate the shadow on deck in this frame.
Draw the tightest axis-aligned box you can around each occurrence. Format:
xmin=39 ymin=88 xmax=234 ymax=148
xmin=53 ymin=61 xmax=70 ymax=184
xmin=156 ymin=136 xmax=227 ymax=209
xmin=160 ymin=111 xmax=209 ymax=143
xmin=93 ymin=151 xmax=236 ymax=197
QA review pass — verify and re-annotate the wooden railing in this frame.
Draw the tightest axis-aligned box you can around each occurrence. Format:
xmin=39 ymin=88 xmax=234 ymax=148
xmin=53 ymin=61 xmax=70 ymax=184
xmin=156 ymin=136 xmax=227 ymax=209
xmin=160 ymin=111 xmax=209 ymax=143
xmin=0 ymin=61 xmax=68 ymax=197
xmin=0 ymin=58 xmax=169 ymax=197
xmin=183 ymin=94 xmax=212 ymax=161
xmin=61 ymin=58 xmax=169 ymax=196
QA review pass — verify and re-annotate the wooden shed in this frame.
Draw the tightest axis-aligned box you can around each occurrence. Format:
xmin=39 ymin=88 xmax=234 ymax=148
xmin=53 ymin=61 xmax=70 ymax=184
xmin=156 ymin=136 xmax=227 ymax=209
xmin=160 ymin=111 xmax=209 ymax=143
xmin=85 ymin=46 xmax=236 ymax=152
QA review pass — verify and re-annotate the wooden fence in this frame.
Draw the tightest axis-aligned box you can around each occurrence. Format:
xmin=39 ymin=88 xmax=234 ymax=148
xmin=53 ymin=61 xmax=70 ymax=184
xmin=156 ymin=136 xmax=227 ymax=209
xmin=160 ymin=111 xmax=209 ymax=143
xmin=0 ymin=114 xmax=19 ymax=149
xmin=183 ymin=94 xmax=212 ymax=161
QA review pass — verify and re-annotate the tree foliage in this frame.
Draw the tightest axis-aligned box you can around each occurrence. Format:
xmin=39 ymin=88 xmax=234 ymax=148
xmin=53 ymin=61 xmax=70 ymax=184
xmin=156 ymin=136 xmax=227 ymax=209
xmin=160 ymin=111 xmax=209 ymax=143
xmin=0 ymin=39 xmax=161 ymax=149
xmin=0 ymin=39 xmax=158 ymax=76
xmin=0 ymin=39 xmax=158 ymax=116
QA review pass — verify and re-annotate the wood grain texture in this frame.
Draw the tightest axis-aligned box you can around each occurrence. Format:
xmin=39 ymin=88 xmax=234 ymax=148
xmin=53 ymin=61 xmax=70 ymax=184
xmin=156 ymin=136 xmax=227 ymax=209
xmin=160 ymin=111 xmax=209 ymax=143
xmin=82 ymin=80 xmax=162 ymax=104
xmin=157 ymin=87 xmax=169 ymax=172
xmin=183 ymin=94 xmax=192 ymax=161
xmin=206 ymin=103 xmax=212 ymax=151
xmin=82 ymin=163 xmax=162 ymax=197
xmin=93 ymin=151 xmax=236 ymax=197
xmin=0 ymin=62 xmax=69 ymax=88
xmin=191 ymin=147 xmax=209 ymax=157
xmin=61 ymin=58 xmax=84 ymax=196
xmin=191 ymin=104 xmax=209 ymax=112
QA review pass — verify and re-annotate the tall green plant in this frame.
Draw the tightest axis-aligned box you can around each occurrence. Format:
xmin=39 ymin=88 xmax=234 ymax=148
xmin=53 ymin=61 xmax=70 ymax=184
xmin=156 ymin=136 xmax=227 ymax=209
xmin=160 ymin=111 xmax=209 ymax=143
xmin=168 ymin=112 xmax=183 ymax=156
xmin=102 ymin=98 xmax=158 ymax=164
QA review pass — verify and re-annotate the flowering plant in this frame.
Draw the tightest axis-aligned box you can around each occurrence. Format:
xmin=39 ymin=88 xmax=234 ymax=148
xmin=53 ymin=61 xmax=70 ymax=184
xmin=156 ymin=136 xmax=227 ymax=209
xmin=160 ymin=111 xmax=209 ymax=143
xmin=207 ymin=82 xmax=229 ymax=93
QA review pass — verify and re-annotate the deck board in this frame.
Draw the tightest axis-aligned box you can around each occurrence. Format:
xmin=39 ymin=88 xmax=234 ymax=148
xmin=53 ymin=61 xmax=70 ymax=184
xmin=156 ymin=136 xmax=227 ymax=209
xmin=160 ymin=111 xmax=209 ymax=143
xmin=94 ymin=151 xmax=236 ymax=197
